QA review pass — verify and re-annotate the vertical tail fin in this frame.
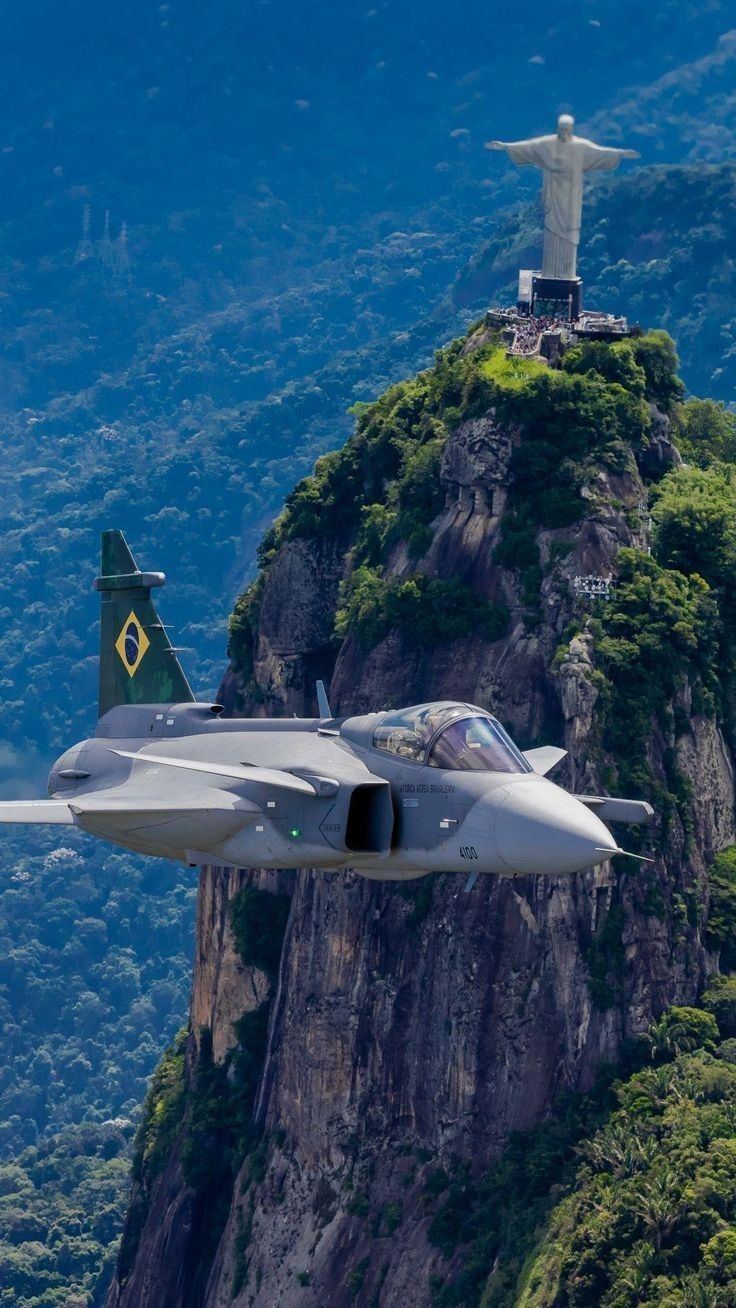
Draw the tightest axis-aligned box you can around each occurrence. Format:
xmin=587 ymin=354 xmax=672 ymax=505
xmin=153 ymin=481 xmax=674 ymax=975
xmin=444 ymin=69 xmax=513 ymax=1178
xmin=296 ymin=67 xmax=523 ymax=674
xmin=96 ymin=530 xmax=195 ymax=717
xmin=316 ymin=680 xmax=332 ymax=719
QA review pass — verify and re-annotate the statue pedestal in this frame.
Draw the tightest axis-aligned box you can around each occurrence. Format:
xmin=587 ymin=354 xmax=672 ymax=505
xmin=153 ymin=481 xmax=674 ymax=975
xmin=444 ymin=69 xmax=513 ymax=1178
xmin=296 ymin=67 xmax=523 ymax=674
xmin=532 ymin=274 xmax=582 ymax=321
xmin=518 ymin=270 xmax=582 ymax=321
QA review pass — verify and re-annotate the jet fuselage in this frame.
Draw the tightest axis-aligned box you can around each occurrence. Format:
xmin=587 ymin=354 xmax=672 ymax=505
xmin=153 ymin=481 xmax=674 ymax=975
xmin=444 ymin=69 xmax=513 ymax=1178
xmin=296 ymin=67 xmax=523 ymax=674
xmin=44 ymin=700 xmax=624 ymax=880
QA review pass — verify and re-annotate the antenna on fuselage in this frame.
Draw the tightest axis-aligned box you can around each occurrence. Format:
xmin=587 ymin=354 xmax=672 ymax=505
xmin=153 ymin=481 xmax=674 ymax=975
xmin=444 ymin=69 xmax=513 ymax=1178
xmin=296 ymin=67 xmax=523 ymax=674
xmin=316 ymin=680 xmax=332 ymax=720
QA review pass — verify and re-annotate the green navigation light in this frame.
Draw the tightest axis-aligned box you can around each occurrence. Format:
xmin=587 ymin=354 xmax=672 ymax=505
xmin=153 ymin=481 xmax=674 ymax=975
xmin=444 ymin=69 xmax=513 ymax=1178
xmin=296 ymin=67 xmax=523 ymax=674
xmin=289 ymin=827 xmax=302 ymax=840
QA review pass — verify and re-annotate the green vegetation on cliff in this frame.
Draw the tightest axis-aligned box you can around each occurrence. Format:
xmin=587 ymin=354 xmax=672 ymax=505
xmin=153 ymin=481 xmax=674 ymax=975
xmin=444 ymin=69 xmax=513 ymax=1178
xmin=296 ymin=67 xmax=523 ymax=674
xmin=130 ymin=1029 xmax=188 ymax=1191
xmin=427 ymin=992 xmax=736 ymax=1308
xmin=264 ymin=329 xmax=668 ymax=561
xmin=592 ymin=550 xmax=718 ymax=788
xmin=232 ymin=327 xmax=685 ymax=683
xmin=229 ymin=886 xmax=291 ymax=980
xmin=514 ymin=1023 xmax=736 ymax=1307
xmin=334 ymin=569 xmax=509 ymax=649
xmin=586 ymin=445 xmax=736 ymax=830
xmin=706 ymin=850 xmax=736 ymax=974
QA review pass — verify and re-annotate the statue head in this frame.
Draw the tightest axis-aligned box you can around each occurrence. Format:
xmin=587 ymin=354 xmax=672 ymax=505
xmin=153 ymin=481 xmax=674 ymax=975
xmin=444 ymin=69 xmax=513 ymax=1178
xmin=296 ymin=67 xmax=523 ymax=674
xmin=557 ymin=114 xmax=574 ymax=141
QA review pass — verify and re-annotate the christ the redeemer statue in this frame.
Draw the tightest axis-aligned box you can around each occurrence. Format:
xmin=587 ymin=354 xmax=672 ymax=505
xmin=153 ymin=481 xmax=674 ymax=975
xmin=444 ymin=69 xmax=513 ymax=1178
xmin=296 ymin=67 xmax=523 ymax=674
xmin=487 ymin=114 xmax=640 ymax=280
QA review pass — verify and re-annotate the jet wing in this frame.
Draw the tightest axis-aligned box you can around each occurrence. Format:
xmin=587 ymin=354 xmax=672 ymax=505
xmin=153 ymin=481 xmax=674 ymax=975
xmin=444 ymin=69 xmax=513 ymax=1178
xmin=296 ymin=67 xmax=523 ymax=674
xmin=523 ymin=746 xmax=567 ymax=775
xmin=111 ymin=750 xmax=318 ymax=794
xmin=578 ymin=795 xmax=654 ymax=824
xmin=0 ymin=800 xmax=75 ymax=825
xmin=0 ymin=788 xmax=260 ymax=841
xmin=70 ymin=791 xmax=260 ymax=819
xmin=69 ymin=784 xmax=261 ymax=847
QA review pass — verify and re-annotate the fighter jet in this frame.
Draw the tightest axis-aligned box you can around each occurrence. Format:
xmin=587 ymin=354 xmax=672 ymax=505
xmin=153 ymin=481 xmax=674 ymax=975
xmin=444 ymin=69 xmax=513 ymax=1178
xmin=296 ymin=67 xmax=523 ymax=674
xmin=0 ymin=531 xmax=653 ymax=882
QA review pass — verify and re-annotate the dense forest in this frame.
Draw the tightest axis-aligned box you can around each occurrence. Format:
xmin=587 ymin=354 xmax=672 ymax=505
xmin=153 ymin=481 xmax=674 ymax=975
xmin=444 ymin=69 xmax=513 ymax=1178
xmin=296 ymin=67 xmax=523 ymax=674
xmin=0 ymin=833 xmax=192 ymax=1305
xmin=0 ymin=1121 xmax=131 ymax=1308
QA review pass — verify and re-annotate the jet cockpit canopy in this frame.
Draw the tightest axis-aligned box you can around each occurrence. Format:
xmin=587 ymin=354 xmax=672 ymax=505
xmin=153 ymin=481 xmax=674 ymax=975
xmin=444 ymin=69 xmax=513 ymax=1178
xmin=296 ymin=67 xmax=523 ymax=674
xmin=371 ymin=702 xmax=531 ymax=773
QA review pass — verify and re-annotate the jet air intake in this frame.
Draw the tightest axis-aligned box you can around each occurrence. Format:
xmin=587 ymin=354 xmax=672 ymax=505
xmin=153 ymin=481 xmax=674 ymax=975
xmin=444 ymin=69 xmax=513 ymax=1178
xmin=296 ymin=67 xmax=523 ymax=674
xmin=345 ymin=783 xmax=395 ymax=855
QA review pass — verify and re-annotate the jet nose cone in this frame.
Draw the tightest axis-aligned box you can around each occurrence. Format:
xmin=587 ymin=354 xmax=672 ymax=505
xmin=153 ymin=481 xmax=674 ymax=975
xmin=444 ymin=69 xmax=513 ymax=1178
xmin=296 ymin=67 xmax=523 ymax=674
xmin=495 ymin=781 xmax=618 ymax=877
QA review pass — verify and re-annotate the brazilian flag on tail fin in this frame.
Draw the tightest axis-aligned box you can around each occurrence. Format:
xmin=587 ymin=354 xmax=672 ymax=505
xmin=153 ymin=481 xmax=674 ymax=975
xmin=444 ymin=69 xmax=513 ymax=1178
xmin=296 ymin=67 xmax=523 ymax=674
xmin=96 ymin=530 xmax=195 ymax=717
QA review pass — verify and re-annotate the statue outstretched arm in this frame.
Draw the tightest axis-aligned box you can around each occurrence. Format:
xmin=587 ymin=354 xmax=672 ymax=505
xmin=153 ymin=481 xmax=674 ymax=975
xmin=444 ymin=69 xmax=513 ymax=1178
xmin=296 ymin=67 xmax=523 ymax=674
xmin=581 ymin=142 xmax=641 ymax=172
xmin=484 ymin=137 xmax=551 ymax=168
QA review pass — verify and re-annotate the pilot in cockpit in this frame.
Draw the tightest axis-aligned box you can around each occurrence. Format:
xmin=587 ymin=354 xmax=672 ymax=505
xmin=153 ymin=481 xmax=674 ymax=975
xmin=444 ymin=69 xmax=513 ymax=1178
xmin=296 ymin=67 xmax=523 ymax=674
xmin=373 ymin=703 xmax=529 ymax=774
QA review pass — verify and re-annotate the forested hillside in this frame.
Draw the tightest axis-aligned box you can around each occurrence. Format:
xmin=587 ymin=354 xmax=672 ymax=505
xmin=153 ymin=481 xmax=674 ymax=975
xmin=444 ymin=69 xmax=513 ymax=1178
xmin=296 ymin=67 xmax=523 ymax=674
xmin=0 ymin=834 xmax=193 ymax=1158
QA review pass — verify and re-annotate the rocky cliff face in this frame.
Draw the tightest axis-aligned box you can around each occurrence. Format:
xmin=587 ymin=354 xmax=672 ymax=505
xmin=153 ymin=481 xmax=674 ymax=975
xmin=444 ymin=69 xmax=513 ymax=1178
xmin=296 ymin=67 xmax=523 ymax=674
xmin=108 ymin=330 xmax=733 ymax=1307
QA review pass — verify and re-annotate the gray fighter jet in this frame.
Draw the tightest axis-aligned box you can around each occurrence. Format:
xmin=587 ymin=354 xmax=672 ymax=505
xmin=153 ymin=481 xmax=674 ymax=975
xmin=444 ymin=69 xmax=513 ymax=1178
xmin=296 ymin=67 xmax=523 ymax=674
xmin=0 ymin=532 xmax=653 ymax=881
